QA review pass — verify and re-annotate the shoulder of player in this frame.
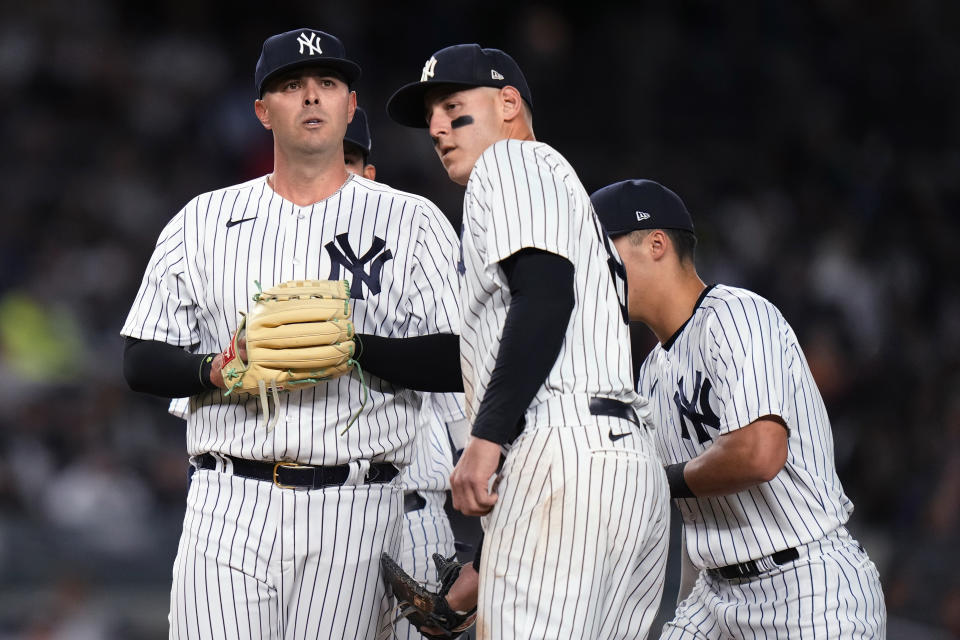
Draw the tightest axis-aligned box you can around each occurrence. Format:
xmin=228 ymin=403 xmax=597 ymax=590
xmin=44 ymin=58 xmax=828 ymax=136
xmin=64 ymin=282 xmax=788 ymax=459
xmin=345 ymin=175 xmax=448 ymax=222
xmin=698 ymin=284 xmax=785 ymax=332
xmin=178 ymin=176 xmax=268 ymax=220
xmin=475 ymin=139 xmax=569 ymax=177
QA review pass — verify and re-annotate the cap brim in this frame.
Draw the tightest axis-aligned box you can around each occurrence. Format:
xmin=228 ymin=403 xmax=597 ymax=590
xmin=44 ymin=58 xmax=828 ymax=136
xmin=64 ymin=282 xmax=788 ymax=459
xmin=259 ymin=58 xmax=361 ymax=96
xmin=343 ymin=138 xmax=369 ymax=155
xmin=386 ymin=80 xmax=484 ymax=128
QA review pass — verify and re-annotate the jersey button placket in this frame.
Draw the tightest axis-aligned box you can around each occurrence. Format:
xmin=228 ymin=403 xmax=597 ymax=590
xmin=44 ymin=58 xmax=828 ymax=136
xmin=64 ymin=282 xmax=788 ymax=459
xmin=286 ymin=207 xmax=304 ymax=276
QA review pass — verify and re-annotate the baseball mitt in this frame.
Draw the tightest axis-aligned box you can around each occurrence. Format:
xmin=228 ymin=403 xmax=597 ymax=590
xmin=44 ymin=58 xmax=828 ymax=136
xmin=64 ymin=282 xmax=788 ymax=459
xmin=381 ymin=552 xmax=477 ymax=639
xmin=220 ymin=279 xmax=355 ymax=408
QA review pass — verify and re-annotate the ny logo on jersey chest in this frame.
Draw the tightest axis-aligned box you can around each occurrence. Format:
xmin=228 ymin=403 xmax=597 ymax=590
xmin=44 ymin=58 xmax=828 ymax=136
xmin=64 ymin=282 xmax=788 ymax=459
xmin=674 ymin=370 xmax=720 ymax=444
xmin=325 ymin=234 xmax=393 ymax=299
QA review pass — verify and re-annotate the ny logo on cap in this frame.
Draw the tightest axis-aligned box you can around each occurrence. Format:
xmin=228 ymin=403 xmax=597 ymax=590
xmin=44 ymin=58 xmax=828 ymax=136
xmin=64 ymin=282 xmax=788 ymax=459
xmin=636 ymin=211 xmax=651 ymax=221
xmin=421 ymin=56 xmax=437 ymax=82
xmin=297 ymin=32 xmax=323 ymax=56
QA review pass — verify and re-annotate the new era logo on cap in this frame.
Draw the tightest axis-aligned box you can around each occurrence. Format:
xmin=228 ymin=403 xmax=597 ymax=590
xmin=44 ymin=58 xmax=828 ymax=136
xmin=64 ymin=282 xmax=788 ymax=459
xmin=636 ymin=211 xmax=651 ymax=221
xmin=387 ymin=43 xmax=533 ymax=128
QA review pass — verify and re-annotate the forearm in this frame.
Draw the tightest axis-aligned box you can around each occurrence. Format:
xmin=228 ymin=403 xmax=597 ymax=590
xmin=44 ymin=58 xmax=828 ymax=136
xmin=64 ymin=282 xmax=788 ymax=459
xmin=675 ymin=451 xmax=772 ymax=497
xmin=667 ymin=418 xmax=789 ymax=498
xmin=123 ymin=337 xmax=218 ymax=397
xmin=354 ymin=333 xmax=462 ymax=391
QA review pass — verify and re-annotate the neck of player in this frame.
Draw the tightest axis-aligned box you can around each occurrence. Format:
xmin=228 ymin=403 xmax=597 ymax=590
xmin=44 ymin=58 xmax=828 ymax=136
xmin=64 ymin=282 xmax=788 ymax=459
xmin=648 ymin=268 xmax=706 ymax=345
xmin=268 ymin=144 xmax=351 ymax=206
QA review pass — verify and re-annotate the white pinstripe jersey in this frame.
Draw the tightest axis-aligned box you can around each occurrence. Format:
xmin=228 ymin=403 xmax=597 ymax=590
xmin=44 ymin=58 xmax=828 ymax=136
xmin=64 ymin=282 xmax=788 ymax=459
xmin=637 ymin=284 xmax=853 ymax=570
xmin=399 ymin=392 xmax=466 ymax=494
xmin=459 ymin=139 xmax=636 ymax=424
xmin=123 ymin=173 xmax=460 ymax=466
xmin=169 ymin=391 xmax=465 ymax=492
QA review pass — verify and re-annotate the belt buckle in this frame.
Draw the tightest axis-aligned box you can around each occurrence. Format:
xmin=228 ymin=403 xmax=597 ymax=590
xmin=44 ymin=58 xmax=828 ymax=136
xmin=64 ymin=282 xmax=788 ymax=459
xmin=272 ymin=461 xmax=313 ymax=489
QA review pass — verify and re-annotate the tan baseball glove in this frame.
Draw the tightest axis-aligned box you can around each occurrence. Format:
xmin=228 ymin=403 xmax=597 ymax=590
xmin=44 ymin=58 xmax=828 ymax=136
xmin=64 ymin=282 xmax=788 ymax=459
xmin=220 ymin=279 xmax=356 ymax=428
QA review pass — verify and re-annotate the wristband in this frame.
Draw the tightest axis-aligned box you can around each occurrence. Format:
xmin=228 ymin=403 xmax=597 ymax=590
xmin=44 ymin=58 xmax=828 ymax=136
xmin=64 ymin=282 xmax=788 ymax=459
xmin=665 ymin=461 xmax=696 ymax=499
xmin=198 ymin=353 xmax=218 ymax=390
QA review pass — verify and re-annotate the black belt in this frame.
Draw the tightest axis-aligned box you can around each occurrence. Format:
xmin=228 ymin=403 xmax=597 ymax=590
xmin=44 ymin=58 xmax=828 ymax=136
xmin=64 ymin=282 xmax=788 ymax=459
xmin=194 ymin=453 xmax=399 ymax=490
xmin=708 ymin=547 xmax=800 ymax=580
xmin=588 ymin=397 xmax=640 ymax=427
xmin=404 ymin=491 xmax=427 ymax=513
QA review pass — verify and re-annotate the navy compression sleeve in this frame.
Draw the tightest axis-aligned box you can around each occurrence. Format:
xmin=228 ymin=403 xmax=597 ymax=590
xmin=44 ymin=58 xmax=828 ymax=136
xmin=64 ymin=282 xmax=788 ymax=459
xmin=123 ymin=337 xmax=217 ymax=398
xmin=469 ymin=249 xmax=575 ymax=445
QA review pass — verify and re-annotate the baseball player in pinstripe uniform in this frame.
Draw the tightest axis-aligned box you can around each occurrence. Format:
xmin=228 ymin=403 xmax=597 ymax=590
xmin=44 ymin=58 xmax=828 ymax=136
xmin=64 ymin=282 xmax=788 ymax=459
xmin=387 ymin=45 xmax=669 ymax=640
xmin=121 ymin=29 xmax=461 ymax=639
xmin=342 ymin=106 xmax=471 ymax=640
xmin=591 ymin=179 xmax=887 ymax=639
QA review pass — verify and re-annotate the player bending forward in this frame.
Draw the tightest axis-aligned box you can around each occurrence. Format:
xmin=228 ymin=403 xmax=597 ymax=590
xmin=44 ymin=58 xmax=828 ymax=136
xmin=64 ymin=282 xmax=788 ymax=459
xmin=591 ymin=179 xmax=887 ymax=639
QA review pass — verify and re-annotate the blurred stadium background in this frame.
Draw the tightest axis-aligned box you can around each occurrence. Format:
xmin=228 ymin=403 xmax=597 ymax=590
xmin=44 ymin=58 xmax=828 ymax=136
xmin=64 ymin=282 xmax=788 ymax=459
xmin=0 ymin=1 xmax=957 ymax=637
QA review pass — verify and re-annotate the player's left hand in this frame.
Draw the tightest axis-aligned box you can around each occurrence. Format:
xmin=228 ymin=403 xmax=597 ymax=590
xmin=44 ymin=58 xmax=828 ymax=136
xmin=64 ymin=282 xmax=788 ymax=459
xmin=450 ymin=436 xmax=501 ymax=516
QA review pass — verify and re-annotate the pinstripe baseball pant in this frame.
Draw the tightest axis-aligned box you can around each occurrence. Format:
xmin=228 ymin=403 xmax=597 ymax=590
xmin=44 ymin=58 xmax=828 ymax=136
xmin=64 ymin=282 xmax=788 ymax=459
xmin=661 ymin=526 xmax=886 ymax=639
xmin=169 ymin=466 xmax=403 ymax=639
xmin=477 ymin=423 xmax=670 ymax=640
xmin=392 ymin=490 xmax=458 ymax=640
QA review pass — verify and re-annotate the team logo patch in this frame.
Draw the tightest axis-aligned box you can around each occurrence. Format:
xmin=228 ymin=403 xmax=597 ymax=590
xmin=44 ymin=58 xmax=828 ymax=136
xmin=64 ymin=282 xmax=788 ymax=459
xmin=325 ymin=234 xmax=394 ymax=299
xmin=421 ymin=56 xmax=438 ymax=82
xmin=674 ymin=370 xmax=720 ymax=443
xmin=297 ymin=32 xmax=323 ymax=56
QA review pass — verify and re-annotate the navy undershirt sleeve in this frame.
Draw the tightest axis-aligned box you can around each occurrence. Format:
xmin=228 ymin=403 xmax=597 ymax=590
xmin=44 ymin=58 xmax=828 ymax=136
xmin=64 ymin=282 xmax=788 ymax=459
xmin=355 ymin=333 xmax=463 ymax=391
xmin=124 ymin=333 xmax=465 ymax=398
xmin=123 ymin=337 xmax=217 ymax=398
xmin=470 ymin=248 xmax=575 ymax=445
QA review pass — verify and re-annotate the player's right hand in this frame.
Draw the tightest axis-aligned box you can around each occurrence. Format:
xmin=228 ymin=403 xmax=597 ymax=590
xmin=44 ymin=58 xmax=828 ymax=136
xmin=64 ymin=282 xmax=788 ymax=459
xmin=450 ymin=436 xmax=501 ymax=516
xmin=209 ymin=334 xmax=247 ymax=389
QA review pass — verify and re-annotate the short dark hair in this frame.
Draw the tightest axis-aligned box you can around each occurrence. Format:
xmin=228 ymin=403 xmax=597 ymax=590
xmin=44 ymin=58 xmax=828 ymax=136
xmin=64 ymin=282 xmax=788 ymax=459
xmin=626 ymin=228 xmax=697 ymax=264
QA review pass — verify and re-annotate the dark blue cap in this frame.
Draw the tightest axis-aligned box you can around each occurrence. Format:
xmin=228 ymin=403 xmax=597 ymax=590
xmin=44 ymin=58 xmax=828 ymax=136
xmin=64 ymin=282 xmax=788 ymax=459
xmin=344 ymin=107 xmax=372 ymax=156
xmin=255 ymin=28 xmax=361 ymax=97
xmin=386 ymin=44 xmax=533 ymax=128
xmin=590 ymin=179 xmax=695 ymax=236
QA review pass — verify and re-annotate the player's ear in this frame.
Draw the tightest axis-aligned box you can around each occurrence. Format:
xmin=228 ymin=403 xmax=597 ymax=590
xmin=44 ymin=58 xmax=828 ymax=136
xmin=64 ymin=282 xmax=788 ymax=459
xmin=363 ymin=164 xmax=376 ymax=180
xmin=499 ymin=86 xmax=523 ymax=121
xmin=648 ymin=230 xmax=669 ymax=260
xmin=347 ymin=91 xmax=357 ymax=123
xmin=254 ymin=99 xmax=272 ymax=130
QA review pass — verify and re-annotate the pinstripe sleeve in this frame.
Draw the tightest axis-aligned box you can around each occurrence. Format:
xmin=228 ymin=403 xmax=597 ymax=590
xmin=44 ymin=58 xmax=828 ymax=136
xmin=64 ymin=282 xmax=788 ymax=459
xmin=705 ymin=293 xmax=790 ymax=435
xmin=476 ymin=140 xmax=574 ymax=279
xmin=404 ymin=200 xmax=461 ymax=336
xmin=120 ymin=205 xmax=200 ymax=346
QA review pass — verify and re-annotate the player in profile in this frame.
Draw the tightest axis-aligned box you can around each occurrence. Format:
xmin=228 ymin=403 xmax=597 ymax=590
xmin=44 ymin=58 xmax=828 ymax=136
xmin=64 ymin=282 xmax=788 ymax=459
xmin=591 ymin=178 xmax=887 ymax=639
xmin=387 ymin=45 xmax=669 ymax=639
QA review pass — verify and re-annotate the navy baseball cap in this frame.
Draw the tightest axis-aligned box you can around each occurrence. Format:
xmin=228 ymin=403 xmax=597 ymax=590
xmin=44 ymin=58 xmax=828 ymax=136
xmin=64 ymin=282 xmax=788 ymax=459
xmin=255 ymin=28 xmax=361 ymax=97
xmin=344 ymin=107 xmax=372 ymax=157
xmin=386 ymin=44 xmax=533 ymax=128
xmin=590 ymin=179 xmax=695 ymax=236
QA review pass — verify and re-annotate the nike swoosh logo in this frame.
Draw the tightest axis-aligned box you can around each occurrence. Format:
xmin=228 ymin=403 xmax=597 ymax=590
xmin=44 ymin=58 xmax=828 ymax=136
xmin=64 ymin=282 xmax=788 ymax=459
xmin=225 ymin=217 xmax=257 ymax=228
xmin=609 ymin=430 xmax=631 ymax=442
